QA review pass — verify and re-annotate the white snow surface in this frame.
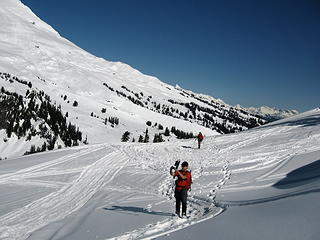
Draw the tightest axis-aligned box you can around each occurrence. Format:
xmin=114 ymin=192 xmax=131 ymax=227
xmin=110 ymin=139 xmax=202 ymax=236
xmin=0 ymin=0 xmax=220 ymax=158
xmin=0 ymin=109 xmax=320 ymax=240
xmin=236 ymin=104 xmax=299 ymax=120
xmin=0 ymin=0 xmax=289 ymax=160
xmin=1 ymin=2 xmax=319 ymax=238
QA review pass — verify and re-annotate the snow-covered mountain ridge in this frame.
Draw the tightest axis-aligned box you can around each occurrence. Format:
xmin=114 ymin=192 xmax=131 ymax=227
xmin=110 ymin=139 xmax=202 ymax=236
xmin=0 ymin=0 xmax=295 ymax=159
xmin=236 ymin=104 xmax=299 ymax=121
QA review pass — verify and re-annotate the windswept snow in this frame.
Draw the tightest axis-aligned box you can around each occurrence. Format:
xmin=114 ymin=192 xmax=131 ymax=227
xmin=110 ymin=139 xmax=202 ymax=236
xmin=0 ymin=109 xmax=320 ymax=240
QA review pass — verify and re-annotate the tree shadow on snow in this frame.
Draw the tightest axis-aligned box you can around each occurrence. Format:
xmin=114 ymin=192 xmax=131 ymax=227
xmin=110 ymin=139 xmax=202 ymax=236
xmin=182 ymin=145 xmax=193 ymax=149
xmin=273 ymin=159 xmax=320 ymax=189
xmin=103 ymin=205 xmax=173 ymax=217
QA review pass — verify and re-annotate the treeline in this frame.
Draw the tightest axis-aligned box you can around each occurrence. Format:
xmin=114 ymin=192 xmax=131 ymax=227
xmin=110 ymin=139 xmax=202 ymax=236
xmin=121 ymin=125 xmax=194 ymax=143
xmin=103 ymin=116 xmax=119 ymax=127
xmin=0 ymin=72 xmax=32 ymax=88
xmin=0 ymin=87 xmax=84 ymax=155
xmin=169 ymin=99 xmax=265 ymax=134
xmin=170 ymin=126 xmax=194 ymax=139
xmin=103 ymin=83 xmax=147 ymax=108
xmin=102 ymin=82 xmax=265 ymax=135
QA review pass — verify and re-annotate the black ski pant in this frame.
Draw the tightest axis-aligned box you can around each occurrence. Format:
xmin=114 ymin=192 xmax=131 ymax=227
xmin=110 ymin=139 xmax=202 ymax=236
xmin=175 ymin=189 xmax=188 ymax=215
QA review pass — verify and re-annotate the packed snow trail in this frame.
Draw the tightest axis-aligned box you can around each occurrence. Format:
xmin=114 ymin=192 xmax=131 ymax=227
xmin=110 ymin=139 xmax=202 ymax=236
xmin=108 ymin=125 xmax=292 ymax=239
xmin=103 ymin=125 xmax=290 ymax=240
xmin=0 ymin=110 xmax=320 ymax=240
xmin=107 ymin=110 xmax=320 ymax=239
xmin=108 ymin=141 xmax=226 ymax=240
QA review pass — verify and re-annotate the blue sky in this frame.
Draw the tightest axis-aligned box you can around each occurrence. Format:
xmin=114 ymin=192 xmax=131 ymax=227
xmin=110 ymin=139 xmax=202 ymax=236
xmin=22 ymin=0 xmax=319 ymax=112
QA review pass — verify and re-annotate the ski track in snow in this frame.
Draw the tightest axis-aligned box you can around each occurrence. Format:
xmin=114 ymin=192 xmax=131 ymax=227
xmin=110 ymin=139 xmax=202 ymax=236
xmin=109 ymin=126 xmax=290 ymax=239
xmin=1 ymin=114 xmax=320 ymax=239
xmin=109 ymin=123 xmax=320 ymax=239
xmin=0 ymin=145 xmax=130 ymax=240
xmin=0 ymin=145 xmax=105 ymax=184
xmin=107 ymin=141 xmax=229 ymax=240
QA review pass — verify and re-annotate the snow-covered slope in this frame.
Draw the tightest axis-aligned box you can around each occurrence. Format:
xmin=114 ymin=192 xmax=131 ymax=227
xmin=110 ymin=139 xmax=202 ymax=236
xmin=0 ymin=0 xmax=267 ymax=159
xmin=236 ymin=104 xmax=299 ymax=121
xmin=0 ymin=108 xmax=319 ymax=240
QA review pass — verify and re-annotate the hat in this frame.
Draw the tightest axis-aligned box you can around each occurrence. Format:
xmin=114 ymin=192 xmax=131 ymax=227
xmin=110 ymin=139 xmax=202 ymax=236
xmin=181 ymin=161 xmax=188 ymax=167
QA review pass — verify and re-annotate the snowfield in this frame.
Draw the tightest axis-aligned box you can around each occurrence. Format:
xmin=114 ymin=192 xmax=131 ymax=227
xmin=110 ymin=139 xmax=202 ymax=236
xmin=0 ymin=0 xmax=296 ymax=160
xmin=0 ymin=109 xmax=319 ymax=240
xmin=0 ymin=1 xmax=317 ymax=239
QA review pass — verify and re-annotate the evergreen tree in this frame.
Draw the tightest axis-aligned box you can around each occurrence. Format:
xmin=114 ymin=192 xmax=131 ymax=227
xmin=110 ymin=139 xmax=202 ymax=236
xmin=6 ymin=121 xmax=13 ymax=138
xmin=138 ymin=135 xmax=144 ymax=143
xmin=153 ymin=134 xmax=157 ymax=143
xmin=158 ymin=133 xmax=164 ymax=142
xmin=164 ymin=127 xmax=170 ymax=136
xmin=41 ymin=142 xmax=47 ymax=152
xmin=153 ymin=133 xmax=164 ymax=143
xmin=121 ymin=131 xmax=130 ymax=142
xmin=76 ymin=127 xmax=82 ymax=141
xmin=83 ymin=135 xmax=88 ymax=144
xmin=48 ymin=135 xmax=57 ymax=150
xmin=29 ymin=145 xmax=36 ymax=154
xmin=72 ymin=140 xmax=79 ymax=146
xmin=144 ymin=128 xmax=149 ymax=143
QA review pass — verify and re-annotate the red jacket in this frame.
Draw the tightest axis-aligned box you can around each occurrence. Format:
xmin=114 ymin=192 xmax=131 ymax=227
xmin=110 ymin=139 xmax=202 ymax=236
xmin=175 ymin=170 xmax=192 ymax=190
xmin=197 ymin=133 xmax=204 ymax=140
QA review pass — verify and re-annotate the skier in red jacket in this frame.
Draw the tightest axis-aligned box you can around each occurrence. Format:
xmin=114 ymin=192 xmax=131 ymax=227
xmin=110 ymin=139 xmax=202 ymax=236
xmin=170 ymin=161 xmax=192 ymax=218
xmin=197 ymin=132 xmax=204 ymax=149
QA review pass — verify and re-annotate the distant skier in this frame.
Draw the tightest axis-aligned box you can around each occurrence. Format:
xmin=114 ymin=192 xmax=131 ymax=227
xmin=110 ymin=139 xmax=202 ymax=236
xmin=197 ymin=132 xmax=204 ymax=149
xmin=170 ymin=161 xmax=192 ymax=218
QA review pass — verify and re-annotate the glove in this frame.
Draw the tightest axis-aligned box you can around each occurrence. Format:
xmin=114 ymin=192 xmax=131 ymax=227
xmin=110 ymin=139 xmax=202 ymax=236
xmin=174 ymin=160 xmax=180 ymax=169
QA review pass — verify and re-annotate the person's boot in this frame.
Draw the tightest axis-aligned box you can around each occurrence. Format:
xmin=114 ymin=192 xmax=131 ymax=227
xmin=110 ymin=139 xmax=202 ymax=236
xmin=181 ymin=212 xmax=189 ymax=219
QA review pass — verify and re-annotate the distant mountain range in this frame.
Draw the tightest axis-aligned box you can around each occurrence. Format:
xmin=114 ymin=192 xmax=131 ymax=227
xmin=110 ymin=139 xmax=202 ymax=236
xmin=0 ymin=0 xmax=297 ymax=159
xmin=235 ymin=105 xmax=299 ymax=121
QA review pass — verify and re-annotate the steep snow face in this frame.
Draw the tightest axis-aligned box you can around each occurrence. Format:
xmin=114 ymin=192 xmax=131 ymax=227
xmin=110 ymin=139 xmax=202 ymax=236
xmin=0 ymin=0 xmax=215 ymax=158
xmin=0 ymin=109 xmax=319 ymax=240
xmin=0 ymin=0 xmax=267 ymax=159
xmin=0 ymin=0 xmax=163 ymax=92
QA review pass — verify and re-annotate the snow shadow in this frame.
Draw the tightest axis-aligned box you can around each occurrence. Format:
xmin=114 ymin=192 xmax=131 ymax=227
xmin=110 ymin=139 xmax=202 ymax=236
xmin=103 ymin=205 xmax=173 ymax=217
xmin=182 ymin=146 xmax=193 ymax=149
xmin=273 ymin=160 xmax=320 ymax=189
